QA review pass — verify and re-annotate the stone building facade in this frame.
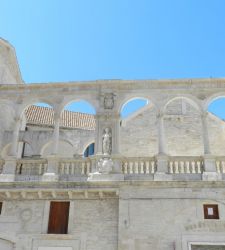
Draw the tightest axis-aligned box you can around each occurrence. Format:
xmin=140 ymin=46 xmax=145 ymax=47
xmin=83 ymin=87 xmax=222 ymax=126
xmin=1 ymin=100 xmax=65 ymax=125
xmin=0 ymin=38 xmax=225 ymax=250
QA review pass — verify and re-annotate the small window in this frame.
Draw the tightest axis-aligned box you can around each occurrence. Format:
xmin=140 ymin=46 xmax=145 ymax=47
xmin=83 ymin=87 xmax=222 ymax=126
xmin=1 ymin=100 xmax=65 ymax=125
xmin=203 ymin=204 xmax=219 ymax=219
xmin=0 ymin=202 xmax=2 ymax=214
xmin=48 ymin=201 xmax=70 ymax=234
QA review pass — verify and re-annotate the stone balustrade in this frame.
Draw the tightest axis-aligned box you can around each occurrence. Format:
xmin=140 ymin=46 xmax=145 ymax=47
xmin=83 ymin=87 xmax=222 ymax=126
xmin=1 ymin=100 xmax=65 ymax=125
xmin=1 ymin=155 xmax=223 ymax=181
xmin=16 ymin=158 xmax=48 ymax=175
xmin=59 ymin=158 xmax=92 ymax=176
xmin=168 ymin=156 xmax=203 ymax=174
xmin=122 ymin=157 xmax=156 ymax=174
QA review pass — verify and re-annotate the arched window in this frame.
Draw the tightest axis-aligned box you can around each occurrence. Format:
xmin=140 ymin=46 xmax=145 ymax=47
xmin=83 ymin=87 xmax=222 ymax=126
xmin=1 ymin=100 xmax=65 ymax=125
xmin=120 ymin=98 xmax=149 ymax=119
xmin=84 ymin=143 xmax=95 ymax=157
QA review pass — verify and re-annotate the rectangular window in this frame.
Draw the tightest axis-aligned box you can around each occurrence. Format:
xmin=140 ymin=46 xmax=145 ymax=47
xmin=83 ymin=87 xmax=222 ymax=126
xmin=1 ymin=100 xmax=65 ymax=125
xmin=0 ymin=202 xmax=2 ymax=214
xmin=48 ymin=201 xmax=70 ymax=234
xmin=203 ymin=204 xmax=219 ymax=219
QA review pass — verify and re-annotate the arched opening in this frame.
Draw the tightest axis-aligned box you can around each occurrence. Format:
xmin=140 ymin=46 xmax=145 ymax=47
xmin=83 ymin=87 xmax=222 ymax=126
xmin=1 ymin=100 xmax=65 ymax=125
xmin=18 ymin=102 xmax=54 ymax=158
xmin=208 ymin=97 xmax=225 ymax=120
xmin=55 ymin=100 xmax=96 ymax=158
xmin=207 ymin=97 xmax=225 ymax=155
xmin=64 ymin=100 xmax=96 ymax=115
xmin=120 ymin=98 xmax=149 ymax=119
xmin=41 ymin=140 xmax=74 ymax=158
xmin=120 ymin=97 xmax=157 ymax=157
xmin=164 ymin=97 xmax=202 ymax=156
xmin=84 ymin=142 xmax=95 ymax=157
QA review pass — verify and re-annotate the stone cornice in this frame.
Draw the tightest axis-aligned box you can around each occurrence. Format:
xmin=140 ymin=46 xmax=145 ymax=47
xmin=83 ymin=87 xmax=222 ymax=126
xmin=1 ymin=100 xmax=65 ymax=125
xmin=1 ymin=78 xmax=225 ymax=92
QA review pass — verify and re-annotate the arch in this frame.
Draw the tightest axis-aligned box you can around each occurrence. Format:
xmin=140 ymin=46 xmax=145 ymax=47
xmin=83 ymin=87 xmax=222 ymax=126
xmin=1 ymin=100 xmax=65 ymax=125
xmin=119 ymin=96 xmax=157 ymax=114
xmin=41 ymin=139 xmax=74 ymax=158
xmin=83 ymin=142 xmax=95 ymax=157
xmin=18 ymin=100 xmax=54 ymax=120
xmin=59 ymin=98 xmax=97 ymax=115
xmin=204 ymin=93 xmax=225 ymax=111
xmin=119 ymin=97 xmax=157 ymax=119
xmin=163 ymin=96 xmax=202 ymax=114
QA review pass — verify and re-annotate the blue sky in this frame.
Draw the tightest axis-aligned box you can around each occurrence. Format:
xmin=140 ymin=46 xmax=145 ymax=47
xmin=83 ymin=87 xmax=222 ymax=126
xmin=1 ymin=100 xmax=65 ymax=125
xmin=1 ymin=0 xmax=225 ymax=118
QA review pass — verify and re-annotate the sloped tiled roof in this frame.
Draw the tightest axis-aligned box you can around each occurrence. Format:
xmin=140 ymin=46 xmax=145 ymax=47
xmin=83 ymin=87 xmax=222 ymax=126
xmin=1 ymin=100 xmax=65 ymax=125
xmin=25 ymin=105 xmax=95 ymax=130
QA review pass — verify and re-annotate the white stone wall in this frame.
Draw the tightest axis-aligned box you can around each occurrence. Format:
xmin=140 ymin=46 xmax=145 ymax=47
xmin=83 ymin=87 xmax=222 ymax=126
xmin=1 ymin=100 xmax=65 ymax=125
xmin=120 ymin=99 xmax=225 ymax=157
xmin=118 ymin=186 xmax=225 ymax=250
xmin=73 ymin=199 xmax=118 ymax=250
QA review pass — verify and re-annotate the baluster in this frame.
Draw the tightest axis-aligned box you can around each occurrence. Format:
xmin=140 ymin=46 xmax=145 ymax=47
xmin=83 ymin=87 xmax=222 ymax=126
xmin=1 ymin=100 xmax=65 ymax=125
xmin=145 ymin=161 xmax=150 ymax=174
xmin=87 ymin=162 xmax=90 ymax=175
xmin=197 ymin=161 xmax=201 ymax=173
xmin=151 ymin=161 xmax=155 ymax=174
xmin=216 ymin=161 xmax=220 ymax=173
xmin=124 ymin=162 xmax=128 ymax=174
xmin=81 ymin=162 xmax=85 ymax=175
xmin=191 ymin=161 xmax=196 ymax=173
xmin=65 ymin=163 xmax=69 ymax=175
xmin=169 ymin=161 xmax=173 ymax=174
xmin=140 ymin=161 xmax=144 ymax=174
xmin=38 ymin=163 xmax=42 ymax=175
xmin=129 ymin=162 xmax=133 ymax=174
xmin=180 ymin=161 xmax=184 ymax=173
xmin=16 ymin=163 xmax=20 ymax=174
xmin=175 ymin=161 xmax=179 ymax=174
xmin=44 ymin=163 xmax=48 ymax=174
xmin=71 ymin=163 xmax=75 ymax=175
xmin=186 ymin=161 xmax=190 ymax=173
xmin=222 ymin=161 xmax=225 ymax=174
xmin=135 ymin=161 xmax=139 ymax=174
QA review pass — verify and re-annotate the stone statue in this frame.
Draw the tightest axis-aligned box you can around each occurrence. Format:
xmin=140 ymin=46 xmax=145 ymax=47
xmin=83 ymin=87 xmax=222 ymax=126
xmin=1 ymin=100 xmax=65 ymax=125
xmin=102 ymin=127 xmax=112 ymax=155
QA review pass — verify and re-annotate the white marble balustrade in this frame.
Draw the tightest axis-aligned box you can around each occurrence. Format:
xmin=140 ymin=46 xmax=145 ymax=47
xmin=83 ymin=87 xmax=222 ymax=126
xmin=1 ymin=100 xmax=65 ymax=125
xmin=122 ymin=157 xmax=156 ymax=174
xmin=168 ymin=157 xmax=203 ymax=174
xmin=59 ymin=158 xmax=92 ymax=176
xmin=16 ymin=159 xmax=48 ymax=175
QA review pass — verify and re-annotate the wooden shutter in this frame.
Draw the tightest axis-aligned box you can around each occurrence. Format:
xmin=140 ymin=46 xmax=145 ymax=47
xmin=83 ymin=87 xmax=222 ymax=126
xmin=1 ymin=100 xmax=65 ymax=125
xmin=48 ymin=201 xmax=70 ymax=234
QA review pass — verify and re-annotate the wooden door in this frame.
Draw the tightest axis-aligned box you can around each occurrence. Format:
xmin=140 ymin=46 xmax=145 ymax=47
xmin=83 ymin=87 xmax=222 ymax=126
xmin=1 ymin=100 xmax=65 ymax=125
xmin=48 ymin=201 xmax=70 ymax=234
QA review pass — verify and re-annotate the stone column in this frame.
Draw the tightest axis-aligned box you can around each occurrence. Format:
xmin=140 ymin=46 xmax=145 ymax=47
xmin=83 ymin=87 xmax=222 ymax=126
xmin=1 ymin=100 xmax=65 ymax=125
xmin=42 ymin=114 xmax=60 ymax=182
xmin=155 ymin=112 xmax=171 ymax=180
xmin=94 ymin=114 xmax=102 ymax=155
xmin=112 ymin=113 xmax=121 ymax=155
xmin=52 ymin=116 xmax=60 ymax=155
xmin=201 ymin=112 xmax=210 ymax=155
xmin=158 ymin=112 xmax=166 ymax=155
xmin=201 ymin=112 xmax=218 ymax=180
xmin=10 ymin=117 xmax=21 ymax=157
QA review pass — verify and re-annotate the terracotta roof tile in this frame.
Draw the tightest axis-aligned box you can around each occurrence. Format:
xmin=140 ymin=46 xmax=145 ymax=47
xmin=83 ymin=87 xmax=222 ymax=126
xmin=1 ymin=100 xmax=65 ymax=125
xmin=25 ymin=105 xmax=95 ymax=130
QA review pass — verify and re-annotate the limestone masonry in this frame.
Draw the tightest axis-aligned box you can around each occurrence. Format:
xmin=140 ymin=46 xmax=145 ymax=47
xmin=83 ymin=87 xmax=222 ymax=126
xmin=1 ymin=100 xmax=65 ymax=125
xmin=1 ymin=38 xmax=225 ymax=250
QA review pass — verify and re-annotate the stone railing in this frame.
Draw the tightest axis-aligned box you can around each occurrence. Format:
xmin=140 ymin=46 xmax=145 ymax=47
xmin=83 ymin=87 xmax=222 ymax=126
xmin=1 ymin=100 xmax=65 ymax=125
xmin=59 ymin=158 xmax=92 ymax=176
xmin=121 ymin=157 xmax=156 ymax=174
xmin=168 ymin=157 xmax=203 ymax=174
xmin=3 ymin=155 xmax=225 ymax=181
xmin=216 ymin=157 xmax=225 ymax=173
xmin=16 ymin=158 xmax=48 ymax=175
